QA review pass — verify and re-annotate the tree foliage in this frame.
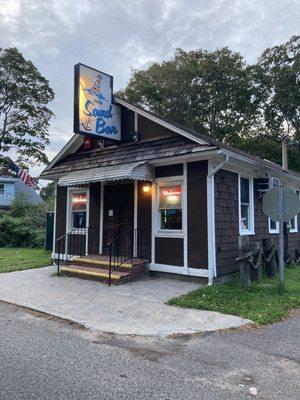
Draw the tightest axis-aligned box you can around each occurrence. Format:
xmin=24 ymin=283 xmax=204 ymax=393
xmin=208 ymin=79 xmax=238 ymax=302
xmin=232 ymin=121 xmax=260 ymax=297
xmin=0 ymin=48 xmax=54 ymax=166
xmin=40 ymin=181 xmax=55 ymax=210
xmin=119 ymin=36 xmax=300 ymax=170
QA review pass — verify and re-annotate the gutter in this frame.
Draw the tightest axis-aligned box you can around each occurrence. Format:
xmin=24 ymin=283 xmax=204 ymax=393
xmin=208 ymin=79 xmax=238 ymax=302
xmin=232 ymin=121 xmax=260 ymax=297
xmin=207 ymin=155 xmax=229 ymax=286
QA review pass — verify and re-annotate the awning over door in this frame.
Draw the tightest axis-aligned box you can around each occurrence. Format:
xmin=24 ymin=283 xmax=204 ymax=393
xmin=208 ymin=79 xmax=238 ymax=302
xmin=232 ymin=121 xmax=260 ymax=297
xmin=57 ymin=161 xmax=152 ymax=187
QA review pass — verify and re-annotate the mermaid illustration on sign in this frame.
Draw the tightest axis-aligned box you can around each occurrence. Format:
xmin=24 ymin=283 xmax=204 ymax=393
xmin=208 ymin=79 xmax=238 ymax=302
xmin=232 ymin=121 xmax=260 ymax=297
xmin=82 ymin=74 xmax=107 ymax=105
xmin=80 ymin=72 xmax=109 ymax=131
xmin=78 ymin=65 xmax=119 ymax=137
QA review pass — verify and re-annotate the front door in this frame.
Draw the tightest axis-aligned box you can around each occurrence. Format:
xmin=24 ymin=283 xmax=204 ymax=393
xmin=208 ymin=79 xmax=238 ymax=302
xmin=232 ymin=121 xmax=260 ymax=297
xmin=103 ymin=183 xmax=134 ymax=254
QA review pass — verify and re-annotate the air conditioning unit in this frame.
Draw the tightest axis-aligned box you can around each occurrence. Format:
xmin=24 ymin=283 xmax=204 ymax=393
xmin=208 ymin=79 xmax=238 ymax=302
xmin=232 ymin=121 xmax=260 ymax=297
xmin=256 ymin=178 xmax=270 ymax=197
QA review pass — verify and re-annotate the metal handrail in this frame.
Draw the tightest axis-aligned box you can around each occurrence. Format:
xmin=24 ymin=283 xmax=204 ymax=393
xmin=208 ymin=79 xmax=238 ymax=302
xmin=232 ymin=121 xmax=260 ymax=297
xmin=107 ymin=228 xmax=144 ymax=286
xmin=55 ymin=227 xmax=95 ymax=275
xmin=56 ymin=227 xmax=77 ymax=243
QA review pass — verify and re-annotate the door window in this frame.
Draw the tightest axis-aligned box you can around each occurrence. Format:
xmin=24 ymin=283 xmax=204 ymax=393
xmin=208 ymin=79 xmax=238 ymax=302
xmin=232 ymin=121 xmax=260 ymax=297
xmin=158 ymin=184 xmax=182 ymax=230
xmin=71 ymin=191 xmax=87 ymax=228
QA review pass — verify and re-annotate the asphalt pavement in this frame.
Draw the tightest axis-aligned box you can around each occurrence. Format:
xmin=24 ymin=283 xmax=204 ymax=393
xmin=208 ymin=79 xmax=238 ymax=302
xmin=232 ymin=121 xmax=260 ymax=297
xmin=0 ymin=301 xmax=299 ymax=400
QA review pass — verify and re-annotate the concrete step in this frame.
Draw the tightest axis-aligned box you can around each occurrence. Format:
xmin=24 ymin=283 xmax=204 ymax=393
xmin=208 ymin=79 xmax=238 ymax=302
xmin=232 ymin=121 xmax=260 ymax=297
xmin=71 ymin=256 xmax=148 ymax=272
xmin=60 ymin=263 xmax=148 ymax=285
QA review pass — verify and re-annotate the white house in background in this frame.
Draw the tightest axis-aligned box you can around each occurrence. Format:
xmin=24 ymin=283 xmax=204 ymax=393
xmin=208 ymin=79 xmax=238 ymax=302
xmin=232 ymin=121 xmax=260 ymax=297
xmin=0 ymin=175 xmax=44 ymax=209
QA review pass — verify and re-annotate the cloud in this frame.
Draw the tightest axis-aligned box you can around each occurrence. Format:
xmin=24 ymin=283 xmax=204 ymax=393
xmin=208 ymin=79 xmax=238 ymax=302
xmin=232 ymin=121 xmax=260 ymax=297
xmin=0 ymin=0 xmax=299 ymax=178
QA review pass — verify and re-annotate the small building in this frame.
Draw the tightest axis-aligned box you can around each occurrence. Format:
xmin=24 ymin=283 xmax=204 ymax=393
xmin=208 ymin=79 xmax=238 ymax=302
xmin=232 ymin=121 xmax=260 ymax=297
xmin=40 ymin=97 xmax=300 ymax=284
xmin=0 ymin=174 xmax=44 ymax=210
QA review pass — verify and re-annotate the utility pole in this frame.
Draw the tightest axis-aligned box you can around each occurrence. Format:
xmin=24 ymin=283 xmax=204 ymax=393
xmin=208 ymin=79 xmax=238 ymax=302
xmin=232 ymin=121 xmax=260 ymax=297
xmin=278 ymin=185 xmax=284 ymax=290
xmin=282 ymin=135 xmax=289 ymax=172
xmin=279 ymin=135 xmax=289 ymax=290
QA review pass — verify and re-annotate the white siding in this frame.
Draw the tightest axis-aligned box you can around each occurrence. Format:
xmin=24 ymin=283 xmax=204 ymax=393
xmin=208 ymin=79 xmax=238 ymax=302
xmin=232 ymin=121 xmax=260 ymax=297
xmin=0 ymin=182 xmax=15 ymax=207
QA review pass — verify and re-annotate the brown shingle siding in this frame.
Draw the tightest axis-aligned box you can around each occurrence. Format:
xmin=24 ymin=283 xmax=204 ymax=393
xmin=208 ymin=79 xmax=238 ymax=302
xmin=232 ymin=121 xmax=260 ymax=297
xmin=215 ymin=171 xmax=300 ymax=276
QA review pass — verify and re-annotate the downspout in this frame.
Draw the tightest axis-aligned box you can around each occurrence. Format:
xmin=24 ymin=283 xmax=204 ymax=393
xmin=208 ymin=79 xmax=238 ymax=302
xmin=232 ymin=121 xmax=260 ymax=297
xmin=207 ymin=154 xmax=229 ymax=285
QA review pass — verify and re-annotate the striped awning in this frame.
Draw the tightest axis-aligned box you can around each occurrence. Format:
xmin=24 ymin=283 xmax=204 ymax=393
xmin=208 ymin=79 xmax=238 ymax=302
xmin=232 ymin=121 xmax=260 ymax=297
xmin=57 ymin=161 xmax=152 ymax=187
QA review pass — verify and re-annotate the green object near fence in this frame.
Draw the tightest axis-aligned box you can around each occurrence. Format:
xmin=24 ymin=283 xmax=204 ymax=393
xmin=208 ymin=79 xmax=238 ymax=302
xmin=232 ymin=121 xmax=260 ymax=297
xmin=45 ymin=211 xmax=54 ymax=251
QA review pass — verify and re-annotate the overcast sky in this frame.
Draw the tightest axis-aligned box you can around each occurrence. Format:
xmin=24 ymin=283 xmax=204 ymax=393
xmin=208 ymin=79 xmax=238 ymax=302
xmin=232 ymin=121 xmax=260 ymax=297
xmin=0 ymin=0 xmax=299 ymax=179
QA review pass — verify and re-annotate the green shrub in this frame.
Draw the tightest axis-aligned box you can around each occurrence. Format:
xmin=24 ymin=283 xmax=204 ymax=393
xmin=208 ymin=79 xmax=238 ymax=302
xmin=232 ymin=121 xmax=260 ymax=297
xmin=0 ymin=215 xmax=39 ymax=247
xmin=0 ymin=195 xmax=46 ymax=248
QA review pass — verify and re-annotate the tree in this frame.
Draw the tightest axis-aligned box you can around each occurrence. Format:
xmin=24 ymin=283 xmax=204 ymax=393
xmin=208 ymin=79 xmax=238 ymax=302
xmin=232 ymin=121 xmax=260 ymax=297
xmin=0 ymin=48 xmax=54 ymax=166
xmin=118 ymin=48 xmax=262 ymax=144
xmin=258 ymin=36 xmax=300 ymax=139
xmin=40 ymin=181 xmax=55 ymax=210
xmin=119 ymin=40 xmax=300 ymax=171
xmin=256 ymin=36 xmax=300 ymax=171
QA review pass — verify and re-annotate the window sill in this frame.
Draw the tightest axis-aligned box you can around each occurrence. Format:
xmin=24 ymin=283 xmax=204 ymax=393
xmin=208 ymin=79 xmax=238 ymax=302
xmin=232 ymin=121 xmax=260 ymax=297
xmin=239 ymin=230 xmax=255 ymax=236
xmin=269 ymin=231 xmax=279 ymax=235
xmin=155 ymin=230 xmax=184 ymax=238
xmin=289 ymin=230 xmax=298 ymax=234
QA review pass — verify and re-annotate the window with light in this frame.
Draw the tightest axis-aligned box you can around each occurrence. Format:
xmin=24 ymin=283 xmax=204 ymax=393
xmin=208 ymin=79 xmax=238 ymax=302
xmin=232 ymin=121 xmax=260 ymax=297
xmin=158 ymin=184 xmax=182 ymax=230
xmin=71 ymin=191 xmax=87 ymax=228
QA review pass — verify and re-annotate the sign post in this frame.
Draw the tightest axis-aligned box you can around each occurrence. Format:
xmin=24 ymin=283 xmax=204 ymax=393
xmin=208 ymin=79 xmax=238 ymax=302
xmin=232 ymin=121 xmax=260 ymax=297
xmin=278 ymin=186 xmax=284 ymax=290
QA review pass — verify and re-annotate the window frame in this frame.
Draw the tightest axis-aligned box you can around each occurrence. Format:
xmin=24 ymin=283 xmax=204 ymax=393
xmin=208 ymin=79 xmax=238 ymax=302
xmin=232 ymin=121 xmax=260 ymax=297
xmin=268 ymin=177 xmax=280 ymax=234
xmin=154 ymin=176 xmax=185 ymax=237
xmin=238 ymin=174 xmax=255 ymax=236
xmin=289 ymin=190 xmax=299 ymax=233
xmin=67 ymin=187 xmax=89 ymax=233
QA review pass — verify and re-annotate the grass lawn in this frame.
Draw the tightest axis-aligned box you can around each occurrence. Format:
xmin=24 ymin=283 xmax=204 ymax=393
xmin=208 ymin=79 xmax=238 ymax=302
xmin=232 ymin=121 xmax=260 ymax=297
xmin=0 ymin=248 xmax=52 ymax=273
xmin=168 ymin=267 xmax=300 ymax=324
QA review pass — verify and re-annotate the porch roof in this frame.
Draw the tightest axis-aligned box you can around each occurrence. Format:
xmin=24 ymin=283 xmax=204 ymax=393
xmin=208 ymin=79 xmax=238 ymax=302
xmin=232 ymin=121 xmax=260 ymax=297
xmin=41 ymin=136 xmax=216 ymax=179
xmin=57 ymin=161 xmax=152 ymax=186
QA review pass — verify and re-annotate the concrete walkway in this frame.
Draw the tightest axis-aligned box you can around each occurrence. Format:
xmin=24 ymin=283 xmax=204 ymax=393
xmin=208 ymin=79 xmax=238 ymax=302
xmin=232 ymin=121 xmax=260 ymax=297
xmin=0 ymin=266 xmax=251 ymax=337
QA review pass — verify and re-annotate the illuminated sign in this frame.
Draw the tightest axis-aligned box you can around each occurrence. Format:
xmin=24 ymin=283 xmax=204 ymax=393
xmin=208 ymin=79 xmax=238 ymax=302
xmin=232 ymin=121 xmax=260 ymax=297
xmin=74 ymin=63 xmax=121 ymax=141
xmin=72 ymin=192 xmax=87 ymax=209
xmin=159 ymin=185 xmax=182 ymax=209
xmin=161 ymin=187 xmax=181 ymax=197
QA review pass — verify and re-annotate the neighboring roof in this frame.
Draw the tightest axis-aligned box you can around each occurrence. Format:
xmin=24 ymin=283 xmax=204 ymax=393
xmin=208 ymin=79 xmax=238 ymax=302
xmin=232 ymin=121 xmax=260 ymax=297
xmin=41 ymin=136 xmax=216 ymax=178
xmin=0 ymin=176 xmax=18 ymax=183
xmin=58 ymin=161 xmax=152 ymax=186
xmin=0 ymin=175 xmax=44 ymax=205
xmin=14 ymin=180 xmax=44 ymax=205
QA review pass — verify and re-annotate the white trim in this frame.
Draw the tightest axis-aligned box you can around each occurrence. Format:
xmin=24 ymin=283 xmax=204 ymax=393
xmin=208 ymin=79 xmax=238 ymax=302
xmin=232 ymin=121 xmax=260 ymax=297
xmin=115 ymin=97 xmax=209 ymax=146
xmin=99 ymin=181 xmax=105 ymax=254
xmin=41 ymin=134 xmax=83 ymax=176
xmin=207 ymin=168 xmax=215 ymax=282
xmin=66 ymin=186 xmax=89 ymax=255
xmin=206 ymin=155 xmax=229 ymax=284
xmin=52 ymin=253 xmax=77 ymax=261
xmin=289 ymin=190 xmax=299 ymax=233
xmin=289 ymin=215 xmax=298 ymax=233
xmin=52 ymin=180 xmax=57 ymax=255
xmin=155 ymin=175 xmax=184 ymax=183
xmin=151 ymin=181 xmax=155 ymax=264
xmin=86 ymin=186 xmax=90 ymax=255
xmin=66 ymin=187 xmax=71 ymax=254
xmin=269 ymin=218 xmax=279 ymax=234
xmin=134 ymin=111 xmax=138 ymax=134
xmin=238 ymin=175 xmax=255 ymax=236
xmin=183 ymin=162 xmax=188 ymax=273
xmin=149 ymin=263 xmax=209 ymax=278
xmin=268 ymin=177 xmax=280 ymax=234
xmin=133 ymin=180 xmax=138 ymax=257
xmin=154 ymin=176 xmax=184 ymax=236
xmin=148 ymin=150 xmax=220 ymax=167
